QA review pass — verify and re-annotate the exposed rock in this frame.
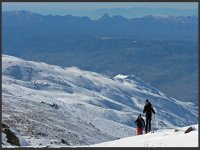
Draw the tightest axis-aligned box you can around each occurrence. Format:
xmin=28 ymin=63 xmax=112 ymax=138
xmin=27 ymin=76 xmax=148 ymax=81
xmin=174 ymin=129 xmax=179 ymax=132
xmin=2 ymin=123 xmax=20 ymax=146
xmin=184 ymin=126 xmax=195 ymax=134
xmin=61 ymin=139 xmax=70 ymax=145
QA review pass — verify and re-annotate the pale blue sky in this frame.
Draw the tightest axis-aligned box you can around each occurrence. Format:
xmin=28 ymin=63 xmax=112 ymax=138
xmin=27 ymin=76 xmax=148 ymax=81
xmin=3 ymin=2 xmax=198 ymax=11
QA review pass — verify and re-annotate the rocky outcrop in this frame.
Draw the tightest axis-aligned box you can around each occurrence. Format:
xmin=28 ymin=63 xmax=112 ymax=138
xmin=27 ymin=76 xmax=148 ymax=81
xmin=2 ymin=123 xmax=20 ymax=146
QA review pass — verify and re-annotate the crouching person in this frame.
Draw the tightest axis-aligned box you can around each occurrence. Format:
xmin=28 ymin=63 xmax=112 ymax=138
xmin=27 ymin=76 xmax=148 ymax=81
xmin=135 ymin=114 xmax=145 ymax=135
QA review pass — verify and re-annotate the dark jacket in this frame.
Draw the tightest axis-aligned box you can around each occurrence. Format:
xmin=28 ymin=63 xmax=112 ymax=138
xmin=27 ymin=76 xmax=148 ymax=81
xmin=143 ymin=102 xmax=155 ymax=116
xmin=135 ymin=117 xmax=145 ymax=128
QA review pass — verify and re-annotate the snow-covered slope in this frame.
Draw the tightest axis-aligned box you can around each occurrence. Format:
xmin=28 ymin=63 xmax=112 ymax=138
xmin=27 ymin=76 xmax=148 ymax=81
xmin=90 ymin=125 xmax=198 ymax=147
xmin=2 ymin=55 xmax=198 ymax=147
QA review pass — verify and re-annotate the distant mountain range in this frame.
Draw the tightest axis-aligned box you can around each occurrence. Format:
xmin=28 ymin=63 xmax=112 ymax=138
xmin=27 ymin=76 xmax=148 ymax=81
xmin=89 ymin=7 xmax=198 ymax=19
xmin=5 ymin=7 xmax=197 ymax=19
xmin=2 ymin=11 xmax=198 ymax=105
xmin=3 ymin=10 xmax=197 ymax=41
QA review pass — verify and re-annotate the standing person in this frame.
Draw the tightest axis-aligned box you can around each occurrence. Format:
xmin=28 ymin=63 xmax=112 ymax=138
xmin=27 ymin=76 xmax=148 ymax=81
xmin=135 ymin=114 xmax=145 ymax=135
xmin=143 ymin=99 xmax=155 ymax=133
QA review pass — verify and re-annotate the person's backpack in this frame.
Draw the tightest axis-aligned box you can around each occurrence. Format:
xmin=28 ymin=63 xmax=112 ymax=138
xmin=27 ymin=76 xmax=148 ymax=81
xmin=146 ymin=102 xmax=152 ymax=113
xmin=135 ymin=119 xmax=144 ymax=128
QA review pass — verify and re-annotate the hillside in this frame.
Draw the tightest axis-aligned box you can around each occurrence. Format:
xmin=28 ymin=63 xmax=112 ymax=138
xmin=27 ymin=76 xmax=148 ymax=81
xmin=2 ymin=55 xmax=198 ymax=147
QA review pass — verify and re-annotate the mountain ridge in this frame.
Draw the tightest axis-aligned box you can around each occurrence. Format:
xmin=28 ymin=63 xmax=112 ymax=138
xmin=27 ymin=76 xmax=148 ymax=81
xmin=3 ymin=6 xmax=198 ymax=19
xmin=3 ymin=10 xmax=198 ymax=21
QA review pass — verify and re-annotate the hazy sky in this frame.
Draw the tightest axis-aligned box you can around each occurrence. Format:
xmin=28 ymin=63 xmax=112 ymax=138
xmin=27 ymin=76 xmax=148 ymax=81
xmin=3 ymin=2 xmax=198 ymax=13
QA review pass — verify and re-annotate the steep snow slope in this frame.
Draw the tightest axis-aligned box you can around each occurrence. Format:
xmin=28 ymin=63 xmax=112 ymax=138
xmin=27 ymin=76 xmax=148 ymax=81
xmin=2 ymin=55 xmax=198 ymax=147
xmin=90 ymin=125 xmax=198 ymax=147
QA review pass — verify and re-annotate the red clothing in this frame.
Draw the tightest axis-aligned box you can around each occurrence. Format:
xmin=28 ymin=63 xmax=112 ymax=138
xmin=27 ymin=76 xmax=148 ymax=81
xmin=137 ymin=127 xmax=143 ymax=135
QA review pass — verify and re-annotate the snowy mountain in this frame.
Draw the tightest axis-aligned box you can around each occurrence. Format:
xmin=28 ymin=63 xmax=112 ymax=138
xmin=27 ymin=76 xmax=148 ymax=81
xmin=3 ymin=11 xmax=198 ymax=105
xmin=2 ymin=55 xmax=198 ymax=147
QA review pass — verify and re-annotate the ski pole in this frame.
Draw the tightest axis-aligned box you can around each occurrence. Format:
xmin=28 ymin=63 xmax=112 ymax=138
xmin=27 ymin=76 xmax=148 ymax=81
xmin=156 ymin=110 xmax=159 ymax=130
xmin=154 ymin=113 xmax=156 ymax=131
